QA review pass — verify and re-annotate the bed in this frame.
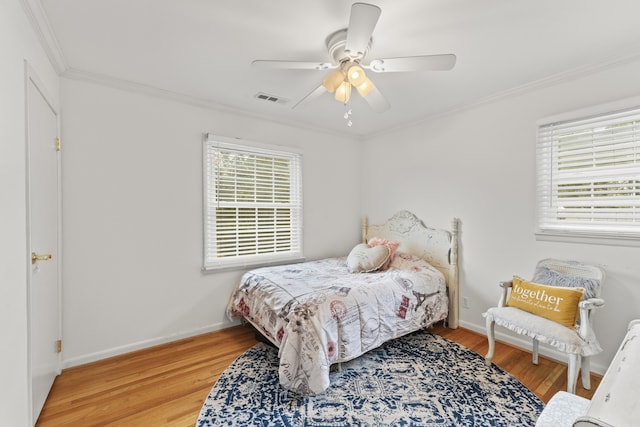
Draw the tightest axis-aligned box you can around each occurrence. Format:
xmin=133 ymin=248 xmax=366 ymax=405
xmin=226 ymin=210 xmax=460 ymax=394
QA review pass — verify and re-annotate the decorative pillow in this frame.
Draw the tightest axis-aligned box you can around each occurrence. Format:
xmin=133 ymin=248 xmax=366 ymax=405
xmin=367 ymin=237 xmax=400 ymax=270
xmin=532 ymin=266 xmax=600 ymax=299
xmin=346 ymin=243 xmax=390 ymax=273
xmin=507 ymin=277 xmax=584 ymax=327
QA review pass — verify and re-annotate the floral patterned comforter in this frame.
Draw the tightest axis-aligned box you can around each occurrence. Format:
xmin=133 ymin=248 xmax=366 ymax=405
xmin=226 ymin=252 xmax=448 ymax=394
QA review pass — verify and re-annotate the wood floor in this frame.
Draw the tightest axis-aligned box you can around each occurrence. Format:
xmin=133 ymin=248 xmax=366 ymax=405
xmin=37 ymin=323 xmax=601 ymax=426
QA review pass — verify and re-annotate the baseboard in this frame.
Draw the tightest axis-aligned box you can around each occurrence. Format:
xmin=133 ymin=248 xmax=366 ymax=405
xmin=458 ymin=319 xmax=608 ymax=376
xmin=62 ymin=318 xmax=609 ymax=375
xmin=62 ymin=320 xmax=237 ymax=369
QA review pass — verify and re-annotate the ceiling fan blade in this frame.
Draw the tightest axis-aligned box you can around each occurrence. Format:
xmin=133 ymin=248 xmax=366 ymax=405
xmin=292 ymin=84 xmax=327 ymax=109
xmin=345 ymin=3 xmax=381 ymax=57
xmin=363 ymin=86 xmax=390 ymax=112
xmin=252 ymin=60 xmax=336 ymax=71
xmin=365 ymin=54 xmax=457 ymax=73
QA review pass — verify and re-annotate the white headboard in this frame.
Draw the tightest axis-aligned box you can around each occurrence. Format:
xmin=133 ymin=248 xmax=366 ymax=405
xmin=363 ymin=210 xmax=459 ymax=329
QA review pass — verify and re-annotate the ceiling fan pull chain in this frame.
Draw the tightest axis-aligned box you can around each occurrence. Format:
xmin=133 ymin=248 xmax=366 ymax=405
xmin=344 ymin=104 xmax=353 ymax=127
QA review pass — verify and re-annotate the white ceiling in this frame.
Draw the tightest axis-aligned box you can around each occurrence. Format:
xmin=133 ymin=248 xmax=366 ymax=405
xmin=37 ymin=0 xmax=640 ymax=138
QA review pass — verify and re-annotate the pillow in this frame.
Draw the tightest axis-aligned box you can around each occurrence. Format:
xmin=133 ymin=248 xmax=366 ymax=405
xmin=346 ymin=243 xmax=390 ymax=273
xmin=507 ymin=277 xmax=584 ymax=327
xmin=367 ymin=237 xmax=400 ymax=270
xmin=532 ymin=266 xmax=600 ymax=299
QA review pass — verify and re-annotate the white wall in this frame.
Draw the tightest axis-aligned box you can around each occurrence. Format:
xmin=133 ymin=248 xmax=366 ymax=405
xmin=361 ymin=57 xmax=640 ymax=374
xmin=60 ymin=78 xmax=362 ymax=366
xmin=0 ymin=1 xmax=60 ymax=425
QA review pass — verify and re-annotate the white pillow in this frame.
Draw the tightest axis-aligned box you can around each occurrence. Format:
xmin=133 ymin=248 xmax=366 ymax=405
xmin=346 ymin=243 xmax=390 ymax=273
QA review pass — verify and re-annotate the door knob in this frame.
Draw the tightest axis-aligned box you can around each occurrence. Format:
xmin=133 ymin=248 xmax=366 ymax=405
xmin=31 ymin=252 xmax=53 ymax=264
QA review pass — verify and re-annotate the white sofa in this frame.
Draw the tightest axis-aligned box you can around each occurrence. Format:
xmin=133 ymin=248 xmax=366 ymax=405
xmin=536 ymin=319 xmax=640 ymax=426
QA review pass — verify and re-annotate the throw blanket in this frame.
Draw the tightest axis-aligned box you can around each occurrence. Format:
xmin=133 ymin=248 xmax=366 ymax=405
xmin=226 ymin=253 xmax=448 ymax=394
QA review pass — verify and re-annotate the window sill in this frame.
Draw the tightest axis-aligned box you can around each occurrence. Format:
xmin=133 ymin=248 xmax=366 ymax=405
xmin=202 ymin=256 xmax=306 ymax=274
xmin=535 ymin=231 xmax=640 ymax=248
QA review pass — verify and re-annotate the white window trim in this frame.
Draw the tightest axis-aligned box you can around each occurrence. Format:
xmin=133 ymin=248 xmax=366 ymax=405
xmin=202 ymin=134 xmax=304 ymax=271
xmin=535 ymin=95 xmax=640 ymax=247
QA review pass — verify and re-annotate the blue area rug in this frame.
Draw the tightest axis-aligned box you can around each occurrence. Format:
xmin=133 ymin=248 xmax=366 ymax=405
xmin=197 ymin=330 xmax=543 ymax=426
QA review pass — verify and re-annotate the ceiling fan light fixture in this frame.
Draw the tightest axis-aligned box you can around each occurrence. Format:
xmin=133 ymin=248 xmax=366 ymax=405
xmin=347 ymin=64 xmax=366 ymax=86
xmin=355 ymin=77 xmax=375 ymax=97
xmin=335 ymin=81 xmax=352 ymax=103
xmin=322 ymin=70 xmax=344 ymax=93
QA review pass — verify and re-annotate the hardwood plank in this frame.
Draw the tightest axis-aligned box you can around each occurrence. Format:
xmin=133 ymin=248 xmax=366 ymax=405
xmin=37 ymin=326 xmax=257 ymax=427
xmin=430 ymin=324 xmax=601 ymax=401
xmin=37 ymin=323 xmax=602 ymax=426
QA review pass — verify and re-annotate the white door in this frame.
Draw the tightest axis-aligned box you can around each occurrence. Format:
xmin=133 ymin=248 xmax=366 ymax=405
xmin=26 ymin=67 xmax=61 ymax=425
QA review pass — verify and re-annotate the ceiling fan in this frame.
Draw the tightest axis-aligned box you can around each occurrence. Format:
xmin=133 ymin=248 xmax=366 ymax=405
xmin=252 ymin=2 xmax=456 ymax=113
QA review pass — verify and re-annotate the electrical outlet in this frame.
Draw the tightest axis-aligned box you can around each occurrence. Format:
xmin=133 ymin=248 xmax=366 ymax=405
xmin=463 ymin=297 xmax=470 ymax=309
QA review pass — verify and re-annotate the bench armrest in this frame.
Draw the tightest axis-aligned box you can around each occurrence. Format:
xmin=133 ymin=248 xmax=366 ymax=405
xmin=579 ymin=298 xmax=605 ymax=310
xmin=497 ymin=280 xmax=513 ymax=307
xmin=499 ymin=280 xmax=513 ymax=289
xmin=578 ymin=298 xmax=605 ymax=339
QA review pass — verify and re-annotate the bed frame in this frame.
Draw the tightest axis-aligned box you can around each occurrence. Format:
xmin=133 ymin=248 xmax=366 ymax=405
xmin=363 ymin=210 xmax=460 ymax=329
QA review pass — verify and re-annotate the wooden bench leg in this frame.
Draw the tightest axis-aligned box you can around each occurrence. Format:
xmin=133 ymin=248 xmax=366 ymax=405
xmin=581 ymin=356 xmax=591 ymax=390
xmin=567 ymin=353 xmax=580 ymax=394
xmin=485 ymin=316 xmax=496 ymax=366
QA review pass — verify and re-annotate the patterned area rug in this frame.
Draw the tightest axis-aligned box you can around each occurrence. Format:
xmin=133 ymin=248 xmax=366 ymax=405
xmin=197 ymin=330 xmax=543 ymax=426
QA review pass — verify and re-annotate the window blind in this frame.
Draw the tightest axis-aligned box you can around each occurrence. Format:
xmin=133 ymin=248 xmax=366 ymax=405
xmin=203 ymin=136 xmax=303 ymax=270
xmin=537 ymin=105 xmax=640 ymax=238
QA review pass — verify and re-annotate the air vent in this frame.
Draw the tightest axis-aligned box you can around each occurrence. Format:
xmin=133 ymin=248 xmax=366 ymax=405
xmin=254 ymin=92 xmax=289 ymax=106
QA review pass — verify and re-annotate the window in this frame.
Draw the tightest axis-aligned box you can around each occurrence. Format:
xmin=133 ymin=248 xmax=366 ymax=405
xmin=203 ymin=135 xmax=303 ymax=270
xmin=536 ymin=98 xmax=640 ymax=244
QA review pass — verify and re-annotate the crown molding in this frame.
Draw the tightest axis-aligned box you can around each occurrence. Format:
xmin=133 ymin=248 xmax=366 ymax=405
xmin=61 ymin=67 xmax=353 ymax=140
xmin=21 ymin=0 xmax=67 ymax=73
xmin=61 ymin=47 xmax=640 ymax=142
xmin=369 ymin=49 xmax=640 ymax=140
